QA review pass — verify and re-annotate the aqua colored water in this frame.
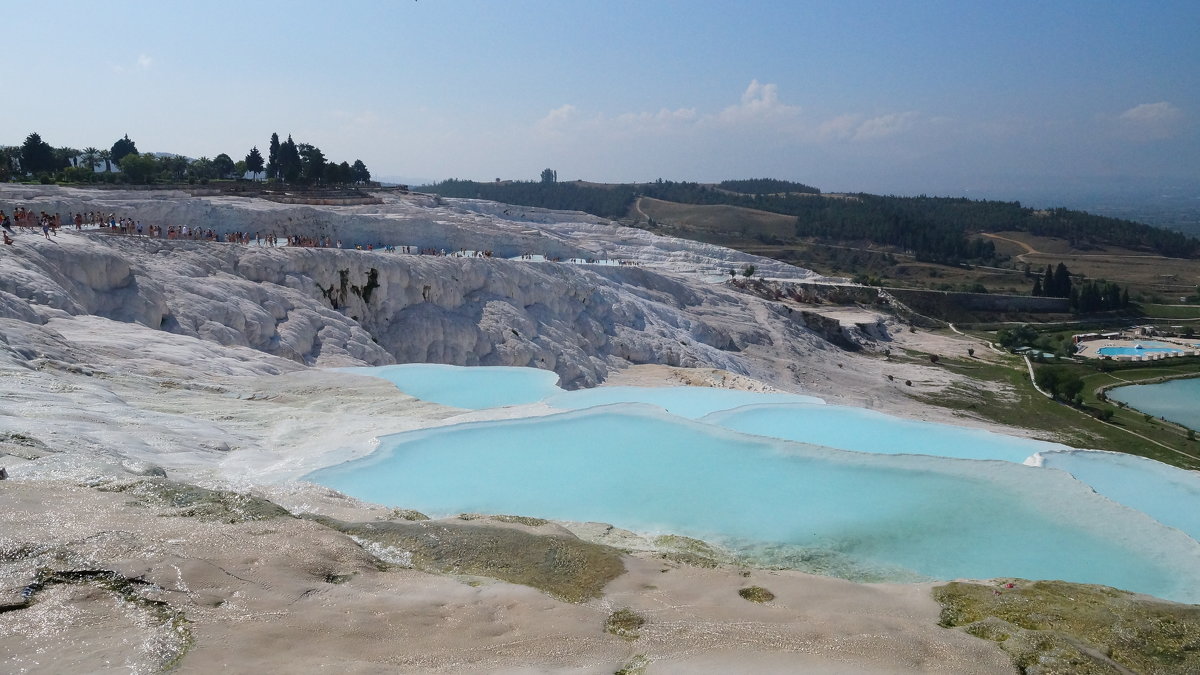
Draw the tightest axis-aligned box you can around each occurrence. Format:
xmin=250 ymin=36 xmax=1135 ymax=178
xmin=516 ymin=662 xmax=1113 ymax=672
xmin=1038 ymin=450 xmax=1200 ymax=541
xmin=1098 ymin=346 xmax=1182 ymax=357
xmin=337 ymin=364 xmax=562 ymax=409
xmin=1107 ymin=378 xmax=1200 ymax=431
xmin=548 ymin=386 xmax=824 ymax=419
xmin=308 ymin=406 xmax=1200 ymax=602
xmin=318 ymin=365 xmax=1200 ymax=602
xmin=704 ymin=403 xmax=1064 ymax=462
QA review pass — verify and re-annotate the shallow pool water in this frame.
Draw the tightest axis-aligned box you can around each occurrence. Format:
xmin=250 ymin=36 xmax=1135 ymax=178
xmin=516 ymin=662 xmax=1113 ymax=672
xmin=337 ymin=364 xmax=562 ymax=409
xmin=704 ymin=403 xmax=1066 ymax=462
xmin=1107 ymin=377 xmax=1200 ymax=432
xmin=548 ymin=386 xmax=825 ymax=419
xmin=314 ymin=364 xmax=1200 ymax=602
xmin=308 ymin=405 xmax=1200 ymax=601
xmin=1037 ymin=450 xmax=1200 ymax=541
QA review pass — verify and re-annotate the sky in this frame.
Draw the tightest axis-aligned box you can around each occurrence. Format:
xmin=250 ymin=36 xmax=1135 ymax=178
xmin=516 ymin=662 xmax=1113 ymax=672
xmin=5 ymin=0 xmax=1199 ymax=201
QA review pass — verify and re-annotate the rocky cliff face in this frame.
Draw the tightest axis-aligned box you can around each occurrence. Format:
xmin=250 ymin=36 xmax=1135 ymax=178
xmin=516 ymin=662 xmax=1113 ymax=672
xmin=0 ymin=187 xmax=848 ymax=388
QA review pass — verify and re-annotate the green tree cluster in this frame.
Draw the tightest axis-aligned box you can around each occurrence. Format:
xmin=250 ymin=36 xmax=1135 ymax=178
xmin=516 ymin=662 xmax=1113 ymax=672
xmin=111 ymin=134 xmax=138 ymax=165
xmin=262 ymin=132 xmax=370 ymax=185
xmin=718 ymin=178 xmax=820 ymax=195
xmin=1033 ymin=263 xmax=1073 ymax=298
xmin=1034 ymin=366 xmax=1084 ymax=402
xmin=1071 ymin=279 xmax=1129 ymax=313
xmin=19 ymin=132 xmax=56 ymax=174
xmin=422 ymin=178 xmax=637 ymax=220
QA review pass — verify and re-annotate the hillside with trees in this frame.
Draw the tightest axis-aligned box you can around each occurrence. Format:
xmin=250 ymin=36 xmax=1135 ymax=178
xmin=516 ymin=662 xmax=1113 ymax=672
xmin=421 ymin=178 xmax=637 ymax=220
xmin=423 ymin=176 xmax=1200 ymax=263
xmin=2 ymin=131 xmax=371 ymax=187
xmin=717 ymin=178 xmax=820 ymax=195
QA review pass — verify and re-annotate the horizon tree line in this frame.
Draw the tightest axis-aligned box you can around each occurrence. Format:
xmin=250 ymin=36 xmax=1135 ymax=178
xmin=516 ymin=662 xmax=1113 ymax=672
xmin=2 ymin=131 xmax=371 ymax=187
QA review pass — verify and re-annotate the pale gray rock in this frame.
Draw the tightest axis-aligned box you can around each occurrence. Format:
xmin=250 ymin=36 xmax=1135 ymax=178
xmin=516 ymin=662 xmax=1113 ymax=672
xmin=120 ymin=459 xmax=167 ymax=477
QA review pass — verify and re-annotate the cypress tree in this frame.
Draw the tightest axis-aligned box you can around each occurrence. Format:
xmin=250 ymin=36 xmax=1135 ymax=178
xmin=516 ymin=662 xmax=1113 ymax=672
xmin=266 ymin=132 xmax=280 ymax=180
xmin=1053 ymin=263 xmax=1072 ymax=299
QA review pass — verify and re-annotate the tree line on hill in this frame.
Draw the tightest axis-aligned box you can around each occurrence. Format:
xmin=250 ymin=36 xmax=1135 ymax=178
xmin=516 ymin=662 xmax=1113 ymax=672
xmin=421 ymin=176 xmax=824 ymax=223
xmin=422 ymin=178 xmax=639 ymax=220
xmin=2 ymin=132 xmax=370 ymax=187
xmin=716 ymin=178 xmax=820 ymax=195
xmin=422 ymin=173 xmax=1200 ymax=263
xmin=1029 ymin=262 xmax=1130 ymax=312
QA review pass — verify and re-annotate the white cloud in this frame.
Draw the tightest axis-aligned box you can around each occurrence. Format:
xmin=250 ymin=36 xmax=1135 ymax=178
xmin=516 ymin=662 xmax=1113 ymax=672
xmin=535 ymin=104 xmax=580 ymax=136
xmin=1116 ymin=101 xmax=1184 ymax=140
xmin=110 ymin=54 xmax=155 ymax=74
xmin=817 ymin=114 xmax=862 ymax=141
xmin=715 ymin=79 xmax=801 ymax=124
xmin=531 ymin=82 xmax=924 ymax=150
xmin=851 ymin=112 xmax=920 ymax=141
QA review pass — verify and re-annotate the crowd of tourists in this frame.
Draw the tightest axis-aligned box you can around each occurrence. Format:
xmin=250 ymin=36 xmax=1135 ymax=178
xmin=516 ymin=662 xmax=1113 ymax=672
xmin=1 ymin=204 xmax=628 ymax=266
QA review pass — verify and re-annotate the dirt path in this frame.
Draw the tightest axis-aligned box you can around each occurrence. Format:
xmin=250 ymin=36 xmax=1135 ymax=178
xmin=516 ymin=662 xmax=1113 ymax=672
xmin=980 ymin=232 xmax=1038 ymax=259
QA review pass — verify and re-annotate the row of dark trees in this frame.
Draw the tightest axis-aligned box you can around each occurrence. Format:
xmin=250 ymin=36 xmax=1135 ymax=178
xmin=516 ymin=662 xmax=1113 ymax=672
xmin=717 ymin=178 xmax=820 ymax=195
xmin=1030 ymin=263 xmax=1129 ymax=312
xmin=424 ymin=178 xmax=638 ymax=220
xmin=1031 ymin=263 xmax=1073 ymax=298
xmin=4 ymin=131 xmax=370 ymax=187
xmin=263 ymin=132 xmax=370 ymax=185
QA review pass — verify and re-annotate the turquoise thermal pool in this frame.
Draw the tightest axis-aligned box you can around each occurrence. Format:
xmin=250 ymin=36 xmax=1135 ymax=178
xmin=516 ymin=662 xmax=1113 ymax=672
xmin=703 ymin=403 xmax=1068 ymax=462
xmin=1107 ymin=377 xmax=1200 ymax=432
xmin=336 ymin=364 xmax=563 ymax=409
xmin=309 ymin=365 xmax=1200 ymax=603
xmin=547 ymin=385 xmax=825 ymax=419
xmin=1098 ymin=346 xmax=1183 ymax=357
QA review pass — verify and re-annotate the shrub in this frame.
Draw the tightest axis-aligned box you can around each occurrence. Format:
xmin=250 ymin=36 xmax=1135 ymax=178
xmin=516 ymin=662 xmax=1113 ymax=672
xmin=605 ymin=608 xmax=646 ymax=639
xmin=738 ymin=586 xmax=775 ymax=602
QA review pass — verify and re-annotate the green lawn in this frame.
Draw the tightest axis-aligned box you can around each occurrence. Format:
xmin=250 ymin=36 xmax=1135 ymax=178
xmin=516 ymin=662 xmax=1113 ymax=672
xmin=1137 ymin=303 xmax=1200 ymax=320
xmin=909 ymin=347 xmax=1200 ymax=470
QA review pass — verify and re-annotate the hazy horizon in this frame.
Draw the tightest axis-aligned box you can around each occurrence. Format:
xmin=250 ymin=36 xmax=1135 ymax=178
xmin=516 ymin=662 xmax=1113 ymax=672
xmin=8 ymin=0 xmax=1199 ymax=206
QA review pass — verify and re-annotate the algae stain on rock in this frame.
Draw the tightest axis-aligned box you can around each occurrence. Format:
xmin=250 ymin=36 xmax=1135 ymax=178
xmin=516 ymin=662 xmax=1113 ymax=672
xmin=934 ymin=579 xmax=1200 ymax=674
xmin=604 ymin=608 xmax=646 ymax=640
xmin=738 ymin=585 xmax=775 ymax=603
xmin=95 ymin=478 xmax=291 ymax=523
xmin=312 ymin=516 xmax=625 ymax=602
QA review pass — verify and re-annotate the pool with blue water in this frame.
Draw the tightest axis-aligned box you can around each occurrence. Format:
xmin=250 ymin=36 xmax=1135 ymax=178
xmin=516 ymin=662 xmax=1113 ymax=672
xmin=310 ymin=364 xmax=1200 ymax=602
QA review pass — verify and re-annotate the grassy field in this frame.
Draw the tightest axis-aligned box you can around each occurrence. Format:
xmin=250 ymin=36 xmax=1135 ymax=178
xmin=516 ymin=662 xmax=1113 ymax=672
xmin=1138 ymin=303 xmax=1200 ymax=320
xmin=906 ymin=334 xmax=1200 ymax=469
xmin=633 ymin=199 xmax=1200 ymax=303
xmin=636 ymin=197 xmax=795 ymax=242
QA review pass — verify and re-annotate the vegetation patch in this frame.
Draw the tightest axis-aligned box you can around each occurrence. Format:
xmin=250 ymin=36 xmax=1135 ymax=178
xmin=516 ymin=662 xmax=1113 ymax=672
xmin=96 ymin=478 xmax=291 ymax=523
xmin=0 ymin=432 xmax=54 ymax=459
xmin=380 ymin=508 xmax=430 ymax=521
xmin=738 ymin=585 xmax=775 ymax=603
xmin=605 ymin=608 xmax=646 ymax=639
xmin=614 ymin=653 xmax=650 ymax=674
xmin=313 ymin=517 xmax=625 ymax=602
xmin=934 ymin=579 xmax=1200 ymax=674
xmin=1 ymin=568 xmax=193 ymax=669
xmin=492 ymin=514 xmax=551 ymax=527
